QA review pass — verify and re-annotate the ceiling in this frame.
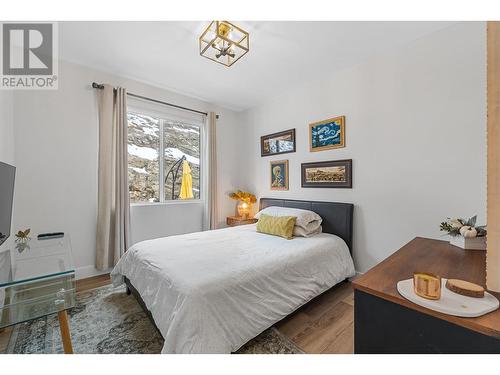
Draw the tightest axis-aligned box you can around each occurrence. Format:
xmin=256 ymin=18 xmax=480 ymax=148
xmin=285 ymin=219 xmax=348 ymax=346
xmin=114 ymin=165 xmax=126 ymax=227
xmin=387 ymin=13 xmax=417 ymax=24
xmin=59 ymin=21 xmax=456 ymax=111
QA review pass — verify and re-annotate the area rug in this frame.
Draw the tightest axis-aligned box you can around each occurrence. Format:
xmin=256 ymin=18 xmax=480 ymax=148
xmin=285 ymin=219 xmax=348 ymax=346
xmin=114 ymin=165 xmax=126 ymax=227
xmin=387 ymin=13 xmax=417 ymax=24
xmin=6 ymin=284 xmax=303 ymax=354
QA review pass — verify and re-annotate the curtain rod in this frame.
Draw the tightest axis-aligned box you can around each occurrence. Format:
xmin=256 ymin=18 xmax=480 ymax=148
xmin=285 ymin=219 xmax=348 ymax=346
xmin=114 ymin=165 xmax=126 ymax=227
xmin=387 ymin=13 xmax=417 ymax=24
xmin=92 ymin=82 xmax=218 ymax=119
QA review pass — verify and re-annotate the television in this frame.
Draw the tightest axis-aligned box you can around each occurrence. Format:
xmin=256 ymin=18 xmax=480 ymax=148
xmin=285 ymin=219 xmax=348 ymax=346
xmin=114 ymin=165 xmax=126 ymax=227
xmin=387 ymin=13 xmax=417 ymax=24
xmin=0 ymin=162 xmax=15 ymax=247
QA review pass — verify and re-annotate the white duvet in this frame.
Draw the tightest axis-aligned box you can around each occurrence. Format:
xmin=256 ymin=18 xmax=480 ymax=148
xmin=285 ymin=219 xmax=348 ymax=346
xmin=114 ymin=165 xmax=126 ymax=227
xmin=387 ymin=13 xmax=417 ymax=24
xmin=111 ymin=224 xmax=355 ymax=353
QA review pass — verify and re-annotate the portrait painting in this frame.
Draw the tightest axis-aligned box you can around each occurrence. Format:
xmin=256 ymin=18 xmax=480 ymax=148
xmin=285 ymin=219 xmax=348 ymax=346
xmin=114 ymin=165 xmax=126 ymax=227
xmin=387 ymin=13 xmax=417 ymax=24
xmin=270 ymin=160 xmax=289 ymax=190
xmin=261 ymin=129 xmax=296 ymax=157
xmin=301 ymin=159 xmax=352 ymax=188
xmin=309 ymin=116 xmax=345 ymax=152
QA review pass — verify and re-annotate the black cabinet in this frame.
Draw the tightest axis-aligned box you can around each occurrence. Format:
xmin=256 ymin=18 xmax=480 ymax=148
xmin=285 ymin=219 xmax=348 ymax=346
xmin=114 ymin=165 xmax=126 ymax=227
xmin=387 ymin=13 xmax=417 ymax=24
xmin=354 ymin=290 xmax=500 ymax=354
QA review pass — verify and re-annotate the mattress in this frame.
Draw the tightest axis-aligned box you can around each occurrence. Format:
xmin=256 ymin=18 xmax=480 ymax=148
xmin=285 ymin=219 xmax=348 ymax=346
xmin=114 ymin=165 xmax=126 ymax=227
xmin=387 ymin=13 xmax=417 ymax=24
xmin=111 ymin=224 xmax=355 ymax=353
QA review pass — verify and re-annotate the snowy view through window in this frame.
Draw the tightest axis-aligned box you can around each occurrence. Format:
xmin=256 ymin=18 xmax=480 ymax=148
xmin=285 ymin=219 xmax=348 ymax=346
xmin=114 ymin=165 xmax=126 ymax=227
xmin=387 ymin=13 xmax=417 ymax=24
xmin=128 ymin=112 xmax=201 ymax=203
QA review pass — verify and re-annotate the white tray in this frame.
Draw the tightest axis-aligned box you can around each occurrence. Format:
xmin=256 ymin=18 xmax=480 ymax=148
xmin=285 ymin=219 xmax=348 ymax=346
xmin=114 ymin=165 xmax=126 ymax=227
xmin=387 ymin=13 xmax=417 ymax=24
xmin=397 ymin=278 xmax=499 ymax=318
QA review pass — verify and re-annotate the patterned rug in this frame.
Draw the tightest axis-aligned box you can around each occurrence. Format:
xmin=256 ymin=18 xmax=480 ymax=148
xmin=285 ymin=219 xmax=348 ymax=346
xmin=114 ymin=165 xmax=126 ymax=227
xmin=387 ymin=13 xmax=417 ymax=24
xmin=6 ymin=284 xmax=303 ymax=354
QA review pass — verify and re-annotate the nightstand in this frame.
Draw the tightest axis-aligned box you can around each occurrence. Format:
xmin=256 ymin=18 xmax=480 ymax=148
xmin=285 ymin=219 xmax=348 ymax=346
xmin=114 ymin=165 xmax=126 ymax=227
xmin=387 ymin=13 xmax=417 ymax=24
xmin=226 ymin=216 xmax=258 ymax=227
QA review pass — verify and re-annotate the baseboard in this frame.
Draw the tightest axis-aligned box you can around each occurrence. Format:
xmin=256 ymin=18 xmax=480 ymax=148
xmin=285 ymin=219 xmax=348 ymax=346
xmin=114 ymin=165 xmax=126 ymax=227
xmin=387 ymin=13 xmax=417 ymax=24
xmin=75 ymin=265 xmax=112 ymax=280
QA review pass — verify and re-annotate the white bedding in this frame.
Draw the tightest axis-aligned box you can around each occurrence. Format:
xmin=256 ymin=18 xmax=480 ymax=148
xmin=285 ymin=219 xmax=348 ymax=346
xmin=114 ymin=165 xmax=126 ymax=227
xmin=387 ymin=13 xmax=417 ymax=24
xmin=111 ymin=224 xmax=355 ymax=353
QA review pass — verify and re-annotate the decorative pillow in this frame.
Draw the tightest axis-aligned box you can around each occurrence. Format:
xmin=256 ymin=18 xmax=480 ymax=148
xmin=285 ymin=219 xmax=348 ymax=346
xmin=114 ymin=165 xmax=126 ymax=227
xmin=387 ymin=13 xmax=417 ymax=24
xmin=256 ymin=214 xmax=297 ymax=240
xmin=294 ymin=225 xmax=322 ymax=238
xmin=254 ymin=206 xmax=322 ymax=231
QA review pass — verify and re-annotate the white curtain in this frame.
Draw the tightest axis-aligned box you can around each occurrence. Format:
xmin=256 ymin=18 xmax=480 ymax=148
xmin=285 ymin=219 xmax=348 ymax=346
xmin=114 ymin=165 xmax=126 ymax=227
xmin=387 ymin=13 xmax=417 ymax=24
xmin=96 ymin=85 xmax=131 ymax=270
xmin=206 ymin=112 xmax=218 ymax=230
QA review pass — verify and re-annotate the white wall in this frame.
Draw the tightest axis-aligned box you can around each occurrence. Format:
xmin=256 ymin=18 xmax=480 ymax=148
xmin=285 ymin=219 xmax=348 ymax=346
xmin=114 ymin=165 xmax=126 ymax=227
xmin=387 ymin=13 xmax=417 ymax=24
xmin=238 ymin=22 xmax=487 ymax=273
xmin=0 ymin=91 xmax=14 ymax=165
xmin=0 ymin=91 xmax=15 ymax=253
xmin=12 ymin=60 xmax=242 ymax=278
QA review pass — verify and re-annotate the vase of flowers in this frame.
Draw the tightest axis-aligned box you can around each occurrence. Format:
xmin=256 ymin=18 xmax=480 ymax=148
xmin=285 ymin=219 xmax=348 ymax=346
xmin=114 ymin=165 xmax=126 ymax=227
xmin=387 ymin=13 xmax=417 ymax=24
xmin=229 ymin=190 xmax=257 ymax=219
xmin=439 ymin=215 xmax=487 ymax=250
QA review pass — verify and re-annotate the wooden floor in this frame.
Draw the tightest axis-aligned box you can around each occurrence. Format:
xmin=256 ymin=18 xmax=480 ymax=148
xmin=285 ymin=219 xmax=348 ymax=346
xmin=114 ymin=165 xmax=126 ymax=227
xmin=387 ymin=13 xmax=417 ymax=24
xmin=276 ymin=281 xmax=354 ymax=353
xmin=0 ymin=274 xmax=354 ymax=354
xmin=75 ymin=273 xmax=111 ymax=292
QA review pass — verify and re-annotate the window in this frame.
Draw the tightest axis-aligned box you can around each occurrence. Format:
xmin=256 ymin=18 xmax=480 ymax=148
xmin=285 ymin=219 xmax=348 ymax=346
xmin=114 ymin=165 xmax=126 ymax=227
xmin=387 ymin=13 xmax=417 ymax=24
xmin=127 ymin=103 xmax=203 ymax=204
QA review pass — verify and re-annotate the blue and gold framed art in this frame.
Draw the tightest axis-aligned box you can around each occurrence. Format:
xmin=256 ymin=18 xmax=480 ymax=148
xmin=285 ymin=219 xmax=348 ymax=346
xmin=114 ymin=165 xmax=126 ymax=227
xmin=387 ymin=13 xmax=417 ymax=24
xmin=309 ymin=116 xmax=345 ymax=152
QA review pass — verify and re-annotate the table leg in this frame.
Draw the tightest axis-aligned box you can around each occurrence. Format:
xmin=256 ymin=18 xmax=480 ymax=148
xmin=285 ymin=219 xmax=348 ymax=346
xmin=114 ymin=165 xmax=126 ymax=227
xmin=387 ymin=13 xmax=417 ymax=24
xmin=58 ymin=310 xmax=73 ymax=354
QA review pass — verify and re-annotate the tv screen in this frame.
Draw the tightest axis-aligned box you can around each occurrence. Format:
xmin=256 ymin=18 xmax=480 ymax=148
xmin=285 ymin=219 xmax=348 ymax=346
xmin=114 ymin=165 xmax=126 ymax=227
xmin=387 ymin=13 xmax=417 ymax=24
xmin=0 ymin=162 xmax=15 ymax=247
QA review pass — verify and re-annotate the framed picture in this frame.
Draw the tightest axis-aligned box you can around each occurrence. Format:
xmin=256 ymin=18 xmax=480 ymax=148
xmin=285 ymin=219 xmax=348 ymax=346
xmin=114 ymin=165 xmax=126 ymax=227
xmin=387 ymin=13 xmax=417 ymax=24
xmin=270 ymin=160 xmax=289 ymax=190
xmin=261 ymin=129 xmax=296 ymax=157
xmin=301 ymin=159 xmax=352 ymax=188
xmin=309 ymin=116 xmax=345 ymax=152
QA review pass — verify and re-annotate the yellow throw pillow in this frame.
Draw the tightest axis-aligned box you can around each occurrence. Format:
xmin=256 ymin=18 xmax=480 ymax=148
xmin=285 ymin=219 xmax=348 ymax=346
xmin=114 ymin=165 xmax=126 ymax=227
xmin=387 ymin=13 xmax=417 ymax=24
xmin=256 ymin=214 xmax=297 ymax=240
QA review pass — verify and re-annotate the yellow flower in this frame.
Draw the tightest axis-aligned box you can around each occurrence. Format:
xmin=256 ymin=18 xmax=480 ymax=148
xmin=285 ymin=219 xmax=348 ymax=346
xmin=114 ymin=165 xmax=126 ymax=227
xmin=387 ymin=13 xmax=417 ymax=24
xmin=229 ymin=190 xmax=256 ymax=204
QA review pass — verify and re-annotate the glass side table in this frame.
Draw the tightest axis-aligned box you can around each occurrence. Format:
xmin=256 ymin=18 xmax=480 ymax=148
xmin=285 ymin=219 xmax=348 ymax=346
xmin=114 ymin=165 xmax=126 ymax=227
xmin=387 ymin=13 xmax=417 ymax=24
xmin=0 ymin=236 xmax=75 ymax=353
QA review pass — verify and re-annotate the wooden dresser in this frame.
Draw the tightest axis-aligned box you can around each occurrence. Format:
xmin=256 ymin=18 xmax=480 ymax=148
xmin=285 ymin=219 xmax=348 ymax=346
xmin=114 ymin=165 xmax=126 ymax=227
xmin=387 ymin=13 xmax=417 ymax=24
xmin=352 ymin=237 xmax=500 ymax=353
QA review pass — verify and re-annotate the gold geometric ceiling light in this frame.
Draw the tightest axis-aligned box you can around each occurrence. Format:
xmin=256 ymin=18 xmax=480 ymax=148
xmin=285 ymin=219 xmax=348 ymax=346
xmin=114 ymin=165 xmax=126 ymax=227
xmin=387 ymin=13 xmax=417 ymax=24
xmin=199 ymin=21 xmax=249 ymax=67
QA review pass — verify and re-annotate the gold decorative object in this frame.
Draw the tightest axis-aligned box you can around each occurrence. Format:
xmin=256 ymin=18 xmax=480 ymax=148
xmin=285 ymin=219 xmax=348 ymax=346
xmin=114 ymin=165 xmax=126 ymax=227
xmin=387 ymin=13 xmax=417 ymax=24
xmin=237 ymin=201 xmax=251 ymax=219
xmin=199 ymin=21 xmax=249 ymax=67
xmin=15 ymin=228 xmax=31 ymax=243
xmin=445 ymin=279 xmax=485 ymax=298
xmin=413 ymin=272 xmax=442 ymax=300
xmin=229 ymin=190 xmax=256 ymax=218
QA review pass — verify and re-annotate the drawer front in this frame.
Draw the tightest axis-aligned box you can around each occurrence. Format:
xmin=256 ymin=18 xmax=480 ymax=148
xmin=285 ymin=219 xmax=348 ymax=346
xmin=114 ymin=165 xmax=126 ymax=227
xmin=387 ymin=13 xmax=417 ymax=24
xmin=354 ymin=289 xmax=500 ymax=354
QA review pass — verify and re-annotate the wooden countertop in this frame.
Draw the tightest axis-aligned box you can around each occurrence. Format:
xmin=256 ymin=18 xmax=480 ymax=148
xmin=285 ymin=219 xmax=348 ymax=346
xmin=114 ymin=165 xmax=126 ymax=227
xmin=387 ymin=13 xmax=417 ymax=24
xmin=352 ymin=237 xmax=500 ymax=338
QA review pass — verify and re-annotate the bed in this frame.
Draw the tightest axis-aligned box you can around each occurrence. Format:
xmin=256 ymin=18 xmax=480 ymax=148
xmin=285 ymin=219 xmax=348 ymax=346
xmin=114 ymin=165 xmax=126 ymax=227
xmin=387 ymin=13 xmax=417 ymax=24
xmin=111 ymin=198 xmax=355 ymax=353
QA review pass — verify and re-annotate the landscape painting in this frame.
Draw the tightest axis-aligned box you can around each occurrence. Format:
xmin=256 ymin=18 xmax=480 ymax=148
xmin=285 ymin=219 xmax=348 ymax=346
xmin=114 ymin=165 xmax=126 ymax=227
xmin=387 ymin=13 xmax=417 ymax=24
xmin=309 ymin=116 xmax=345 ymax=152
xmin=261 ymin=129 xmax=296 ymax=157
xmin=301 ymin=159 xmax=352 ymax=188
xmin=270 ymin=160 xmax=289 ymax=190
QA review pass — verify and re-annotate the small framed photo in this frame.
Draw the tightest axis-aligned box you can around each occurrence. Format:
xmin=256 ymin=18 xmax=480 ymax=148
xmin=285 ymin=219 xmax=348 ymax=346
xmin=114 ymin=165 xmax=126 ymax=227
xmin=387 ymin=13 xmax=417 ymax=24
xmin=261 ymin=129 xmax=296 ymax=157
xmin=301 ymin=159 xmax=352 ymax=188
xmin=309 ymin=116 xmax=345 ymax=152
xmin=270 ymin=160 xmax=289 ymax=190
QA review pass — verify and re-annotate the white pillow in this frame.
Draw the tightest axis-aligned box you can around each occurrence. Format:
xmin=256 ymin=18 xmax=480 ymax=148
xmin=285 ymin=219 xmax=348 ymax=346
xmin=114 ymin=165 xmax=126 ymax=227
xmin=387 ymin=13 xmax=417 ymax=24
xmin=254 ymin=206 xmax=322 ymax=232
xmin=293 ymin=225 xmax=322 ymax=238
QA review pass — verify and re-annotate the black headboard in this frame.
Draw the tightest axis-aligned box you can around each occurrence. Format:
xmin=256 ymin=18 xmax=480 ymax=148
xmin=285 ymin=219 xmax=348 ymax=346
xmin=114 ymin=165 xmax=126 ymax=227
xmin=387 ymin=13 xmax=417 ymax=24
xmin=259 ymin=198 xmax=354 ymax=253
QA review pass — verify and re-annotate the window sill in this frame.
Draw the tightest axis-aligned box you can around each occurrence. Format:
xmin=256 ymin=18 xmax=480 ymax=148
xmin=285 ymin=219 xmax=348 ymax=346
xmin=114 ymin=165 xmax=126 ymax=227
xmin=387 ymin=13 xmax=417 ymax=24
xmin=130 ymin=200 xmax=204 ymax=207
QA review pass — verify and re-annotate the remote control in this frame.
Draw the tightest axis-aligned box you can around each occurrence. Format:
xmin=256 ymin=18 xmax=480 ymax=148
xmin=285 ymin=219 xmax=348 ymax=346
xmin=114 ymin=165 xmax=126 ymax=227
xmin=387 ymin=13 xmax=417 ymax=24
xmin=38 ymin=232 xmax=65 ymax=240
